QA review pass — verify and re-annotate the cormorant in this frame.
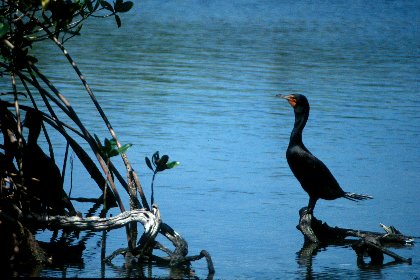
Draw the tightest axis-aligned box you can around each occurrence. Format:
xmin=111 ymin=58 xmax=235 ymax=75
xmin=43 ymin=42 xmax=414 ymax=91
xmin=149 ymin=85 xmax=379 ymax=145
xmin=279 ymin=94 xmax=372 ymax=214
xmin=22 ymin=110 xmax=75 ymax=216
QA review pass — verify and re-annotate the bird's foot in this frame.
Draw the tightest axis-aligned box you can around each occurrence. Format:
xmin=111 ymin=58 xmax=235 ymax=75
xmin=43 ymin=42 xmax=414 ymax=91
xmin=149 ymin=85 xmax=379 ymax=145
xmin=297 ymin=207 xmax=319 ymax=243
xmin=299 ymin=207 xmax=313 ymax=217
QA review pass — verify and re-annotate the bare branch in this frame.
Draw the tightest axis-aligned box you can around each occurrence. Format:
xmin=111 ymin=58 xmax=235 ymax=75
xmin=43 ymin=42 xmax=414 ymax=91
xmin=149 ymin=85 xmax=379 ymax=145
xmin=26 ymin=209 xmax=159 ymax=232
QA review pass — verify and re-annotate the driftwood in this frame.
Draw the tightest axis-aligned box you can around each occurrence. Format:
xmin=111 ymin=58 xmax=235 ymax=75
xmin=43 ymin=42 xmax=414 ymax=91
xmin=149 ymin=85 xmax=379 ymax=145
xmin=27 ymin=208 xmax=158 ymax=232
xmin=25 ymin=205 xmax=215 ymax=277
xmin=297 ymin=207 xmax=413 ymax=265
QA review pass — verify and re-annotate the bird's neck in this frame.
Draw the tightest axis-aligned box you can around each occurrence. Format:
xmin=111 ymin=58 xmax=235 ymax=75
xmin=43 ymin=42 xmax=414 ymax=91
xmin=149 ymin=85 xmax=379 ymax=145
xmin=27 ymin=123 xmax=41 ymax=145
xmin=289 ymin=111 xmax=308 ymax=146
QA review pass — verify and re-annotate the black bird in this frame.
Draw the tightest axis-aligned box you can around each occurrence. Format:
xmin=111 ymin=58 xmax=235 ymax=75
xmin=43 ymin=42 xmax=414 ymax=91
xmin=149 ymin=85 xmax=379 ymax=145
xmin=279 ymin=94 xmax=372 ymax=214
xmin=22 ymin=110 xmax=75 ymax=216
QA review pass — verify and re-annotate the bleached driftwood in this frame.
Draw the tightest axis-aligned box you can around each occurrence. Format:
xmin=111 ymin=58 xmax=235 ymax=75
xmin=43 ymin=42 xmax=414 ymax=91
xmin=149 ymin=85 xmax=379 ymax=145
xmin=25 ymin=205 xmax=215 ymax=276
xmin=27 ymin=208 xmax=159 ymax=232
xmin=297 ymin=207 xmax=413 ymax=265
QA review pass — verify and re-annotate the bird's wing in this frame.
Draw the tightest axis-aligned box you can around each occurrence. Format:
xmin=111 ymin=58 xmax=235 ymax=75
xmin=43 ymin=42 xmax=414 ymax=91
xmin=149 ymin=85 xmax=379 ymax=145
xmin=289 ymin=148 xmax=345 ymax=199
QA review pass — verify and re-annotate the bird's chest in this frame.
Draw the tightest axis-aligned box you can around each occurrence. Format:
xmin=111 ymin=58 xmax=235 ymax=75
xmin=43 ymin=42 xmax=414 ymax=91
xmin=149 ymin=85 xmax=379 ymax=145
xmin=286 ymin=147 xmax=317 ymax=182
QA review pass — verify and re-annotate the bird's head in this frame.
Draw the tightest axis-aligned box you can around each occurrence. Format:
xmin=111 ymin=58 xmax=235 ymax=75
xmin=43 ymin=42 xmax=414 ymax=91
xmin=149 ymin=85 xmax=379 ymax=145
xmin=276 ymin=93 xmax=310 ymax=114
xmin=23 ymin=110 xmax=42 ymax=129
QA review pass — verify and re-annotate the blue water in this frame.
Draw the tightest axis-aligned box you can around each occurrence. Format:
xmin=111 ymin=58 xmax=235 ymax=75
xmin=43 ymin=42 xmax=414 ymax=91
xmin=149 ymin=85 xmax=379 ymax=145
xmin=3 ymin=0 xmax=419 ymax=279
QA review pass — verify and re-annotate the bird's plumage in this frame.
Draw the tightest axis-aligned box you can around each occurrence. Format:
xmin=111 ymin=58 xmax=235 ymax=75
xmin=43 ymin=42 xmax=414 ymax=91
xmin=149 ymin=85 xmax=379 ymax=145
xmin=280 ymin=94 xmax=372 ymax=213
xmin=286 ymin=145 xmax=345 ymax=201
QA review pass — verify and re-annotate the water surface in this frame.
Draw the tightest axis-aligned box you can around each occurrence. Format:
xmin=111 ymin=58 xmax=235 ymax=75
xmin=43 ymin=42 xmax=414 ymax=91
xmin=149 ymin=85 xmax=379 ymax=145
xmin=3 ymin=0 xmax=419 ymax=279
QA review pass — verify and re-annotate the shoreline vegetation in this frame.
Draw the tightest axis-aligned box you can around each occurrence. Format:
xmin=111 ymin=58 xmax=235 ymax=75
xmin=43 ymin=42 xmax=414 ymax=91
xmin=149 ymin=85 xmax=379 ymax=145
xmin=0 ymin=1 xmax=214 ymax=278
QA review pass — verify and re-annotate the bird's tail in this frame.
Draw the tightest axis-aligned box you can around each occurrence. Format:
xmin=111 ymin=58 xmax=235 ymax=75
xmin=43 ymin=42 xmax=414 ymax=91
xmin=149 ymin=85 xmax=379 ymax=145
xmin=344 ymin=192 xmax=373 ymax=201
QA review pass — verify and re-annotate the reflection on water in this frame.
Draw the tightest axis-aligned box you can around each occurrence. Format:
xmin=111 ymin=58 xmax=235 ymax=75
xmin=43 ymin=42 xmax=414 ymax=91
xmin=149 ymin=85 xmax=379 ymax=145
xmin=4 ymin=0 xmax=419 ymax=279
xmin=295 ymin=241 xmax=412 ymax=280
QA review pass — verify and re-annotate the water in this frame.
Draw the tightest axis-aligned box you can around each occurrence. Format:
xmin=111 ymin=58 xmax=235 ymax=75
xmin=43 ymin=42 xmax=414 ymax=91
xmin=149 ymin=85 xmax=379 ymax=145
xmin=2 ymin=0 xmax=420 ymax=279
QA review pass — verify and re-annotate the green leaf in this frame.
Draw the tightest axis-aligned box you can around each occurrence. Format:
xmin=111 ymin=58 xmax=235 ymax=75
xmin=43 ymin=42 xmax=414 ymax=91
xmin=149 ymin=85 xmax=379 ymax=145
xmin=109 ymin=149 xmax=119 ymax=157
xmin=103 ymin=138 xmax=116 ymax=151
xmin=145 ymin=157 xmax=153 ymax=171
xmin=166 ymin=161 xmax=180 ymax=169
xmin=159 ymin=155 xmax=169 ymax=165
xmin=115 ymin=14 xmax=121 ymax=28
xmin=100 ymin=0 xmax=114 ymax=12
xmin=114 ymin=0 xmax=123 ymax=11
xmin=104 ymin=138 xmax=112 ymax=149
xmin=86 ymin=0 xmax=94 ymax=12
xmin=115 ymin=1 xmax=133 ymax=13
xmin=117 ymin=143 xmax=132 ymax=154
xmin=109 ymin=138 xmax=117 ymax=147
xmin=156 ymin=155 xmax=169 ymax=172
xmin=152 ymin=151 xmax=160 ymax=165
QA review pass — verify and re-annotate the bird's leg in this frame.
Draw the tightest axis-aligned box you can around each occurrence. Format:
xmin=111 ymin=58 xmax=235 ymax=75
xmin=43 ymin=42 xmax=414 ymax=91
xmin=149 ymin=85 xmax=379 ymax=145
xmin=307 ymin=197 xmax=317 ymax=215
xmin=298 ymin=198 xmax=319 ymax=243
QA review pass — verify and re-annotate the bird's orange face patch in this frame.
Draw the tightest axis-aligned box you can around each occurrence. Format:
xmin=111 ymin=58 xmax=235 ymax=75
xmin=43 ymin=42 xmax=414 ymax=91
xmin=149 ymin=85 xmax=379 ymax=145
xmin=287 ymin=96 xmax=297 ymax=107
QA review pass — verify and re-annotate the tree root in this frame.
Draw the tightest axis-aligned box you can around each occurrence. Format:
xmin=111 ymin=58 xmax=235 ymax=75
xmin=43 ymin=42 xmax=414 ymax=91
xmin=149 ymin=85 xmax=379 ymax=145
xmin=0 ymin=210 xmax=49 ymax=266
xmin=151 ymin=223 xmax=215 ymax=275
xmin=25 ymin=204 xmax=215 ymax=276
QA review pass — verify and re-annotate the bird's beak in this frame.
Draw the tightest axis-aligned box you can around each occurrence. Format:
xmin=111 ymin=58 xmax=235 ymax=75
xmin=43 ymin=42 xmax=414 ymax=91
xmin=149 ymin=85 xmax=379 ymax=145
xmin=276 ymin=94 xmax=296 ymax=107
